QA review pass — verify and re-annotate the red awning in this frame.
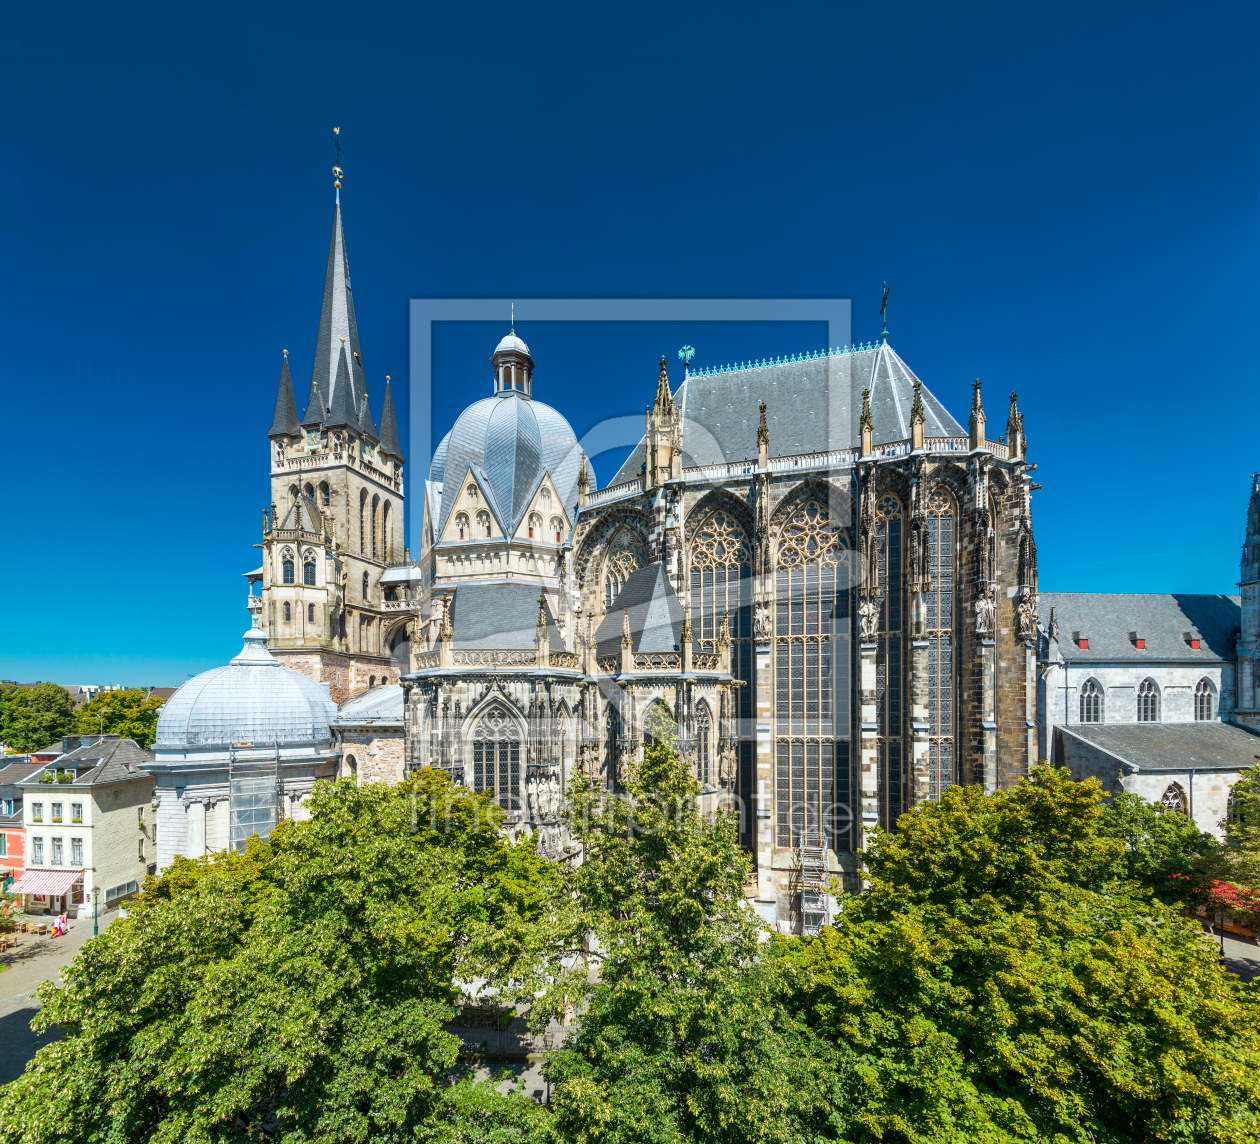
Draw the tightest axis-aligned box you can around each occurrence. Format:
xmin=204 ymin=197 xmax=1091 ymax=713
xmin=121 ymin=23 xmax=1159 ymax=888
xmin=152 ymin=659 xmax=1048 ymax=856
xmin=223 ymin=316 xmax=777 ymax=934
xmin=10 ymin=868 xmax=84 ymax=896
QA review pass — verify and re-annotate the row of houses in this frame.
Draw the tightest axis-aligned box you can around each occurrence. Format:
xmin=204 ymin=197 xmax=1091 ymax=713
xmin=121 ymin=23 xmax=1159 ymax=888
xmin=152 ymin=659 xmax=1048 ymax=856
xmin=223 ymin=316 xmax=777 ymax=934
xmin=0 ymin=736 xmax=155 ymax=917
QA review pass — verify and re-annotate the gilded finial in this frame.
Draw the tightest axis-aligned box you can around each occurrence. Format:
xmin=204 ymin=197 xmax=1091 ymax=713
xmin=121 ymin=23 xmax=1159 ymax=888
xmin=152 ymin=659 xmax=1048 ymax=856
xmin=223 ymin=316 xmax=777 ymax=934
xmin=283 ymin=349 xmax=288 ymax=357
xmin=331 ymin=126 xmax=345 ymax=192
xmin=510 ymin=302 xmax=514 ymax=335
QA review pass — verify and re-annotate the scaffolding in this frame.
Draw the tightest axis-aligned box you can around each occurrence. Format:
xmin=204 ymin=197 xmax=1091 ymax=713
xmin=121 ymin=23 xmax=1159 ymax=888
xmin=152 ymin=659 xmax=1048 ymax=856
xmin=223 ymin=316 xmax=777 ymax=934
xmin=799 ymin=827 xmax=829 ymax=936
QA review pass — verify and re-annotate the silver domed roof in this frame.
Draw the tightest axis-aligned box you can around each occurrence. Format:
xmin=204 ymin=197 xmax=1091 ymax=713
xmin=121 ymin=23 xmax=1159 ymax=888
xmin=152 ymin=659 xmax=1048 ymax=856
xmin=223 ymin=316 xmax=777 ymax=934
xmin=435 ymin=393 xmax=581 ymax=536
xmin=155 ymin=629 xmax=338 ymax=749
xmin=493 ymin=332 xmax=531 ymax=358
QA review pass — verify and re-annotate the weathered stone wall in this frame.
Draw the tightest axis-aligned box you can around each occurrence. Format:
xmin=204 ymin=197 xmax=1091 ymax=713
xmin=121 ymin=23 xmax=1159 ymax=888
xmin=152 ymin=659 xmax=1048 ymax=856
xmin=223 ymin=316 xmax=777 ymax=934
xmin=273 ymin=649 xmax=396 ymax=705
xmin=341 ymin=731 xmax=405 ymax=785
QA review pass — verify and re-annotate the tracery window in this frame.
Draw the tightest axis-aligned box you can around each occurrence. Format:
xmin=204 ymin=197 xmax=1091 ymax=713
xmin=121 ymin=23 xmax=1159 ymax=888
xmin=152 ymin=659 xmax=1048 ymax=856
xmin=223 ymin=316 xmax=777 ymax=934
xmin=456 ymin=513 xmax=469 ymax=540
xmin=528 ymin=512 xmax=542 ymax=540
xmin=477 ymin=511 xmax=491 ymax=538
xmin=774 ymin=499 xmax=850 ymax=852
xmin=304 ymin=482 xmax=315 ymax=500
xmin=605 ymin=704 xmax=621 ymax=790
xmin=282 ymin=550 xmax=295 ymax=584
xmin=875 ymin=495 xmax=903 ymax=829
xmin=383 ymin=501 xmax=392 ymax=561
xmin=1138 ymin=678 xmax=1160 ymax=723
xmin=303 ymin=556 xmax=316 ymax=586
xmin=604 ymin=527 xmax=648 ymax=611
xmin=359 ymin=490 xmax=367 ymax=553
xmin=924 ymin=491 xmax=955 ymax=801
xmin=1161 ymin=783 xmax=1188 ymax=815
xmin=690 ymin=509 xmax=754 ymax=842
xmin=472 ymin=708 xmax=521 ymax=811
xmin=1079 ymin=678 xmax=1103 ymax=723
xmin=696 ymin=700 xmax=712 ymax=787
xmin=371 ymin=496 xmax=379 ymax=557
xmin=1195 ymin=678 xmax=1215 ymax=721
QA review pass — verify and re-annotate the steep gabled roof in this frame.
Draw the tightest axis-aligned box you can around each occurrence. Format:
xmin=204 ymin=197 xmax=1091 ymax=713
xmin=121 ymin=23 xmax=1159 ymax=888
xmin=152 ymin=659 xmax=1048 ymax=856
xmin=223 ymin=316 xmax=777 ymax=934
xmin=357 ymin=390 xmax=378 ymax=442
xmin=268 ymin=354 xmax=301 ymax=438
xmin=1037 ymin=593 xmax=1240 ymax=663
xmin=445 ymin=581 xmax=564 ymax=651
xmin=278 ymin=494 xmax=322 ymax=533
xmin=594 ymin=563 xmax=685 ymax=657
xmin=378 ymin=380 xmax=405 ymax=463
xmin=324 ymin=346 xmax=359 ymax=432
xmin=310 ymin=201 xmax=364 ymax=415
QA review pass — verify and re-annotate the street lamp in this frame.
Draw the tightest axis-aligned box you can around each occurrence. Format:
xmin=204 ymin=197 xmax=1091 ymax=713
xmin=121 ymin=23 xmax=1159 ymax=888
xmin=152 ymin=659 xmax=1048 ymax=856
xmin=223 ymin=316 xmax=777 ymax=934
xmin=93 ymin=885 xmax=100 ymax=936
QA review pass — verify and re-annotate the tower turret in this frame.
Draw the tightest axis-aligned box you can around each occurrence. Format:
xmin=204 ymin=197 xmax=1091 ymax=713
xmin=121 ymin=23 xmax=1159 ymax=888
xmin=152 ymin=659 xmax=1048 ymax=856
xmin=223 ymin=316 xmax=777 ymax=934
xmin=492 ymin=320 xmax=535 ymax=397
xmin=269 ymin=351 xmax=301 ymax=439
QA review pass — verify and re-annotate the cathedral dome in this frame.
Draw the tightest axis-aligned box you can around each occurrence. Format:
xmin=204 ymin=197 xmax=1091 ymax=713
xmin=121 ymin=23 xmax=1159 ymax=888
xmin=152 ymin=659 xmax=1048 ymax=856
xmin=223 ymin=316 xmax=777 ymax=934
xmin=155 ymin=628 xmax=338 ymax=750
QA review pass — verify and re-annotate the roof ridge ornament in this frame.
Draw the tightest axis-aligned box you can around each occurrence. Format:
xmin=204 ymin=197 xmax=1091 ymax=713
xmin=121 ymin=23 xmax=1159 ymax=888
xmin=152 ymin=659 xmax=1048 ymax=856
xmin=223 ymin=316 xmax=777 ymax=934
xmin=880 ymin=281 xmax=890 ymax=341
xmin=331 ymin=126 xmax=344 ymax=199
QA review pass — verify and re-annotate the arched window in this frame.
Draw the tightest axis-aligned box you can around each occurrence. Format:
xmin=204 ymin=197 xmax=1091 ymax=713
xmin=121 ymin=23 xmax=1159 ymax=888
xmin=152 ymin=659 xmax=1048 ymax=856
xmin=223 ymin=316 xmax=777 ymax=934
xmin=774 ymin=498 xmax=851 ymax=851
xmin=307 ymin=603 xmax=315 ymax=622
xmin=283 ymin=602 xmax=291 ymax=622
xmin=345 ymin=753 xmax=357 ymax=776
xmin=551 ymin=517 xmax=563 ymax=543
xmin=371 ymin=496 xmax=379 ymax=557
xmin=359 ymin=490 xmax=368 ymax=554
xmin=923 ymin=490 xmax=956 ymax=804
xmin=369 ymin=675 xmax=375 ymax=688
xmin=320 ymin=481 xmax=330 ymax=507
xmin=1138 ymin=678 xmax=1160 ymax=723
xmin=477 ymin=511 xmax=491 ymax=538
xmin=304 ymin=482 xmax=315 ymax=500
xmin=541 ymin=487 xmax=552 ymax=509
xmin=282 ymin=552 xmax=295 ymax=584
xmin=472 ymin=708 xmax=521 ymax=811
xmin=528 ymin=512 xmax=542 ymax=539
xmin=362 ymin=572 xmax=369 ymax=601
xmin=467 ymin=484 xmax=478 ymax=504
xmin=1161 ymin=783 xmax=1188 ymax=815
xmin=1195 ymin=678 xmax=1215 ymax=721
xmin=1079 ymin=678 xmax=1103 ymax=724
xmin=696 ymin=700 xmax=712 ymax=787
xmin=303 ymin=557 xmax=316 ymax=586
xmin=604 ymin=527 xmax=648 ymax=610
xmin=456 ymin=513 xmax=469 ymax=540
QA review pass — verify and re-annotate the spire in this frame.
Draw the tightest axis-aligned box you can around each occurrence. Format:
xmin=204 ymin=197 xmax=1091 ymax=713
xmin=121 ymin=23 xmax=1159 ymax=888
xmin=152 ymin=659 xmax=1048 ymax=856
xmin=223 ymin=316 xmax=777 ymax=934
xmin=357 ymin=386 xmax=378 ymax=442
xmin=377 ymin=378 xmax=405 ymax=463
xmin=577 ymin=450 xmax=590 ymax=506
xmin=310 ymin=198 xmax=365 ymax=416
xmin=859 ymin=387 xmax=873 ymax=459
xmin=324 ymin=345 xmax=359 ymax=431
xmin=300 ymin=378 xmax=325 ymax=429
xmin=1006 ymin=391 xmax=1025 ymax=460
xmin=654 ymin=357 xmax=675 ymax=414
xmin=268 ymin=351 xmax=300 ymax=438
xmin=757 ymin=401 xmax=769 ymax=468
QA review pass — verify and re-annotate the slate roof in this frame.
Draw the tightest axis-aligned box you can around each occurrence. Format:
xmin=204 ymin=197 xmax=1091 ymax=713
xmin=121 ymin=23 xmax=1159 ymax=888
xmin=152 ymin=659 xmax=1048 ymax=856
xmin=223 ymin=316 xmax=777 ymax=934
xmin=1060 ymin=721 xmax=1260 ymax=773
xmin=278 ymin=494 xmax=322 ymax=533
xmin=301 ymin=378 xmax=326 ymax=429
xmin=269 ymin=354 xmax=301 ymax=438
xmin=446 ymin=581 xmax=565 ymax=651
xmin=593 ymin=563 xmax=685 ymax=657
xmin=19 ymin=736 xmax=153 ymax=786
xmin=324 ymin=346 xmax=360 ymax=432
xmin=610 ymin=341 xmax=967 ymax=484
xmin=378 ymin=381 xmax=405 ymax=463
xmin=311 ymin=200 xmax=365 ymax=416
xmin=1038 ymin=593 xmax=1240 ymax=663
xmin=335 ymin=683 xmax=404 ymax=725
xmin=0 ymin=759 xmax=39 ymax=791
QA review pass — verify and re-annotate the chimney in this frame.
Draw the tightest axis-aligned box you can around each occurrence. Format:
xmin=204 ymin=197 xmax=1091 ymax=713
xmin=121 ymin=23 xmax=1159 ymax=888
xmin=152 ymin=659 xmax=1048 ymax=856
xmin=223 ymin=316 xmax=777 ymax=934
xmin=62 ymin=735 xmax=81 ymax=753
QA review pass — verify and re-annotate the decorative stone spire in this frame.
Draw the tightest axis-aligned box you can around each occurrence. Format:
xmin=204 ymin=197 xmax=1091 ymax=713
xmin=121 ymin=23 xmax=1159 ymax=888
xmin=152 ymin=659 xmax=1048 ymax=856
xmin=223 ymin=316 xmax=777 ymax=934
xmin=357 ymin=386 xmax=378 ymax=443
xmin=910 ymin=379 xmax=926 ymax=451
xmin=969 ymin=379 xmax=986 ymax=450
xmin=310 ymin=196 xmax=365 ymax=416
xmin=269 ymin=351 xmax=301 ymax=439
xmin=757 ymin=400 xmax=770 ymax=468
xmin=654 ymin=356 xmax=675 ymax=415
xmin=1006 ymin=392 xmax=1024 ymax=460
xmin=377 ymin=378 xmax=405 ymax=463
xmin=577 ymin=450 xmax=590 ymax=506
xmin=646 ymin=357 xmax=681 ymax=488
xmin=859 ymin=387 xmax=873 ymax=458
xmin=620 ymin=606 xmax=633 ymax=674
xmin=536 ymin=595 xmax=550 ymax=667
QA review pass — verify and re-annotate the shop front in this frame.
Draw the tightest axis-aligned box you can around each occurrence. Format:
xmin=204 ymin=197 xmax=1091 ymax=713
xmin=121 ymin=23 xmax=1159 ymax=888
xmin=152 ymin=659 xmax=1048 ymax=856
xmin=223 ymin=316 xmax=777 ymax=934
xmin=9 ymin=868 xmax=85 ymax=918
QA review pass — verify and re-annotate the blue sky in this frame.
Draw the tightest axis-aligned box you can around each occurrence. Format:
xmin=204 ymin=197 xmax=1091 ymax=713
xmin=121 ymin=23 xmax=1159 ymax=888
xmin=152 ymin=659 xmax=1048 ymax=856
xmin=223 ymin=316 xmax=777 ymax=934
xmin=1 ymin=0 xmax=1256 ymax=685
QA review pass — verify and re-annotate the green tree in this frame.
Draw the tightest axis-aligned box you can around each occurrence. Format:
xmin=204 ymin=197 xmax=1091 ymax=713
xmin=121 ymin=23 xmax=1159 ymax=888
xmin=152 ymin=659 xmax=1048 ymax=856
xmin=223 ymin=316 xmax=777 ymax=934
xmin=76 ymin=688 xmax=166 ymax=749
xmin=1196 ymin=764 xmax=1260 ymax=924
xmin=540 ymin=708 xmax=855 ymax=1144
xmin=0 ymin=770 xmax=555 ymax=1143
xmin=0 ymin=682 xmax=75 ymax=753
xmin=781 ymin=766 xmax=1260 ymax=1144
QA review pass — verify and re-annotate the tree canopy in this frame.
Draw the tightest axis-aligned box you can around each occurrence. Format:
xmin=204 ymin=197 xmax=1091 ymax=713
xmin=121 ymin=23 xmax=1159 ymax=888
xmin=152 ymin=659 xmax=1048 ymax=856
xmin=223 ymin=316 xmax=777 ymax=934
xmin=76 ymin=688 xmax=166 ymax=749
xmin=0 ymin=682 xmax=75 ymax=754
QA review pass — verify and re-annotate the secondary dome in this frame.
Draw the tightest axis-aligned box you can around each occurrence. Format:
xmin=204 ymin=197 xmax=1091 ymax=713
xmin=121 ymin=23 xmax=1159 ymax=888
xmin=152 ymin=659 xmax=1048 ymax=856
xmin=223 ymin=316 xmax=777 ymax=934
xmin=155 ymin=628 xmax=338 ymax=749
xmin=494 ymin=332 xmax=530 ymax=357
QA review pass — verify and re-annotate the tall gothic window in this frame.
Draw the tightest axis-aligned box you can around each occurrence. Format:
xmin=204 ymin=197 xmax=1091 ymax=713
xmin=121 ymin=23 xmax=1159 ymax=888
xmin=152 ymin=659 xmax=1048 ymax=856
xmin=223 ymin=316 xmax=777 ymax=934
xmin=359 ymin=490 xmax=367 ymax=554
xmin=371 ymin=496 xmax=379 ymax=557
xmin=303 ymin=557 xmax=316 ymax=586
xmin=362 ymin=572 xmax=369 ymax=600
xmin=307 ymin=603 xmax=315 ymax=622
xmin=472 ymin=708 xmax=521 ymax=811
xmin=696 ymin=700 xmax=712 ymax=787
xmin=605 ymin=704 xmax=621 ymax=790
xmin=1161 ymin=783 xmax=1188 ymax=815
xmin=924 ymin=491 xmax=955 ymax=800
xmin=1195 ymin=678 xmax=1215 ymax=721
xmin=690 ymin=509 xmax=754 ymax=842
xmin=1080 ymin=678 xmax=1103 ymax=723
xmin=1138 ymin=678 xmax=1160 ymax=723
xmin=283 ymin=602 xmax=291 ymax=622
xmin=282 ymin=555 xmax=295 ymax=584
xmin=875 ymin=495 xmax=903 ymax=829
xmin=320 ymin=481 xmax=330 ymax=507
xmin=774 ymin=499 xmax=850 ymax=852
xmin=528 ymin=512 xmax=542 ymax=540
xmin=383 ymin=501 xmax=392 ymax=561
xmin=604 ymin=527 xmax=648 ymax=611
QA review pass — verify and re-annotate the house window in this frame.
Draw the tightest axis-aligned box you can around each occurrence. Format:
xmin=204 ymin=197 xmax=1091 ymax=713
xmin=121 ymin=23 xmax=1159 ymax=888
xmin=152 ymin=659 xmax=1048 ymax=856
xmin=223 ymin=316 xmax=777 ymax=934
xmin=71 ymin=803 xmax=82 ymax=822
xmin=1161 ymin=783 xmax=1188 ymax=815
xmin=1195 ymin=679 xmax=1215 ymax=721
xmin=304 ymin=560 xmax=316 ymax=586
xmin=282 ymin=558 xmax=295 ymax=584
xmin=32 ymin=837 xmax=43 ymax=863
xmin=51 ymin=802 xmax=62 ymax=823
xmin=284 ymin=602 xmax=291 ymax=622
xmin=0 ymin=835 xmax=6 ymax=857
xmin=308 ymin=603 xmax=315 ymax=622
xmin=1137 ymin=678 xmax=1160 ymax=722
xmin=137 ymin=806 xmax=144 ymax=823
xmin=31 ymin=803 xmax=42 ymax=823
xmin=71 ymin=837 xmax=82 ymax=865
xmin=2 ymin=798 xmax=11 ymax=816
xmin=138 ymin=838 xmax=145 ymax=860
xmin=51 ymin=837 xmax=63 ymax=865
xmin=1079 ymin=679 xmax=1103 ymax=723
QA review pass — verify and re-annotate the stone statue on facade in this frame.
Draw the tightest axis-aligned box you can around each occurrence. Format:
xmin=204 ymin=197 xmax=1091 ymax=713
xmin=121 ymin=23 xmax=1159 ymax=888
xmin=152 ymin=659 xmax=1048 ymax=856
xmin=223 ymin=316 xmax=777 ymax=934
xmin=975 ymin=584 xmax=997 ymax=635
xmin=753 ymin=601 xmax=772 ymax=641
xmin=1016 ymin=589 xmax=1039 ymax=642
xmin=858 ymin=595 xmax=880 ymax=640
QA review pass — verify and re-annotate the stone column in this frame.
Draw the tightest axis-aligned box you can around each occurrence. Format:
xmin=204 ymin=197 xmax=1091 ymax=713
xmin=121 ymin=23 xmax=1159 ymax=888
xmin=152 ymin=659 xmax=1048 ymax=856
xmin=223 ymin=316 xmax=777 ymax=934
xmin=909 ymin=637 xmax=930 ymax=805
xmin=980 ymin=638 xmax=997 ymax=791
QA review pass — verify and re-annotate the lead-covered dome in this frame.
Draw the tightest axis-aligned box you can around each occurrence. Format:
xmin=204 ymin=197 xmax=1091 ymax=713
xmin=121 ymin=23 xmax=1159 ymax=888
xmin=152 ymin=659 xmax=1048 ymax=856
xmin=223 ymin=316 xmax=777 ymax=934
xmin=155 ymin=628 xmax=338 ymax=749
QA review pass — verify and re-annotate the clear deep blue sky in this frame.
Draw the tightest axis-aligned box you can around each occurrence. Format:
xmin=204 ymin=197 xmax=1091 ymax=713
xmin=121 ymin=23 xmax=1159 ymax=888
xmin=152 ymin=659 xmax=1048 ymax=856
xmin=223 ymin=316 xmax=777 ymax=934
xmin=2 ymin=1 xmax=1256 ymax=685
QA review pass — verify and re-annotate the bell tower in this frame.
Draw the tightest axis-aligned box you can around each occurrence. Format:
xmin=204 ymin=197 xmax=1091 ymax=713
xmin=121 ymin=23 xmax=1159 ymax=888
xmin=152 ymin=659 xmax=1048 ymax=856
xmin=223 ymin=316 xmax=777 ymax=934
xmin=253 ymin=177 xmax=408 ymax=703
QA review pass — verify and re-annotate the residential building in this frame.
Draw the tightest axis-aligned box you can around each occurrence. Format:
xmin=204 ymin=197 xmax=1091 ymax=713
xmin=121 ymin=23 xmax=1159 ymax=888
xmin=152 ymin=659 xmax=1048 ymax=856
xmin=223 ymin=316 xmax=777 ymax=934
xmin=0 ymin=758 xmax=34 ymax=886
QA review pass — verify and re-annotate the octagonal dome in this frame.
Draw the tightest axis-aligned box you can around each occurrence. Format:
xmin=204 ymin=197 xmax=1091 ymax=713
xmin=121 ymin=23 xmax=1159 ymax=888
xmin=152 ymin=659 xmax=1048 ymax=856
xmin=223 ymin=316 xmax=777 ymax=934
xmin=155 ymin=628 xmax=337 ymax=750
xmin=493 ymin=332 xmax=531 ymax=358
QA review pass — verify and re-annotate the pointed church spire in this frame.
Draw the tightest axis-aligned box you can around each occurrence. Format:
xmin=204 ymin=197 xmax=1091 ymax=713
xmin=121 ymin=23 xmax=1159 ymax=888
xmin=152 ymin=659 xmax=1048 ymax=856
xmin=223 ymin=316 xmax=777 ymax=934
xmin=1006 ymin=391 xmax=1025 ymax=460
xmin=377 ymin=378 xmax=405 ymax=463
xmin=357 ymin=386 xmax=378 ymax=442
xmin=310 ymin=198 xmax=365 ymax=416
xmin=324 ymin=344 xmax=359 ymax=431
xmin=301 ymin=377 xmax=325 ymax=429
xmin=654 ymin=357 xmax=675 ymax=414
xmin=269 ymin=351 xmax=301 ymax=438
